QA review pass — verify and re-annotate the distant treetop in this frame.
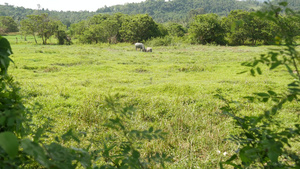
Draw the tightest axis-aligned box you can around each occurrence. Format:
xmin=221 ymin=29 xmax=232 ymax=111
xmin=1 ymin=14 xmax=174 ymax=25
xmin=0 ymin=0 xmax=299 ymax=25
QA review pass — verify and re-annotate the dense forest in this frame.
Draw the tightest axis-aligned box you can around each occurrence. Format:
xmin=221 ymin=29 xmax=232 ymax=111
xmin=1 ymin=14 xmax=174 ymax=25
xmin=95 ymin=0 xmax=299 ymax=23
xmin=0 ymin=3 xmax=96 ymax=27
xmin=97 ymin=0 xmax=262 ymax=23
xmin=1 ymin=0 xmax=300 ymax=25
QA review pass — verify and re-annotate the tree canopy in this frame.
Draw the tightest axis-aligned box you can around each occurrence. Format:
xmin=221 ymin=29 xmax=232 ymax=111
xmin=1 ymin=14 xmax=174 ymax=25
xmin=97 ymin=0 xmax=264 ymax=22
xmin=119 ymin=14 xmax=161 ymax=43
xmin=20 ymin=14 xmax=66 ymax=44
xmin=189 ymin=13 xmax=226 ymax=45
xmin=0 ymin=16 xmax=18 ymax=34
xmin=2 ymin=0 xmax=300 ymax=25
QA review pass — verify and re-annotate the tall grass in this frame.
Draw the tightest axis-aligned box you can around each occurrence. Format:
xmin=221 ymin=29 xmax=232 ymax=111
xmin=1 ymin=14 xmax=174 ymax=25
xmin=5 ymin=34 xmax=299 ymax=168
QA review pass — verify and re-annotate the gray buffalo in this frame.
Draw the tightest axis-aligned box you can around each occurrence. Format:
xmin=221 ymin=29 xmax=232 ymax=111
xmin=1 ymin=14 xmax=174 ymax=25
xmin=135 ymin=43 xmax=145 ymax=51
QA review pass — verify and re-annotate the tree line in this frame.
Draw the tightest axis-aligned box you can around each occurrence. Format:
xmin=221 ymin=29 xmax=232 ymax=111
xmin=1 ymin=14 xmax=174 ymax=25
xmin=97 ymin=0 xmax=263 ymax=23
xmin=0 ymin=3 xmax=96 ymax=27
xmin=96 ymin=0 xmax=300 ymax=23
xmin=2 ymin=9 xmax=297 ymax=46
xmin=1 ymin=0 xmax=300 ymax=26
xmin=189 ymin=9 xmax=300 ymax=45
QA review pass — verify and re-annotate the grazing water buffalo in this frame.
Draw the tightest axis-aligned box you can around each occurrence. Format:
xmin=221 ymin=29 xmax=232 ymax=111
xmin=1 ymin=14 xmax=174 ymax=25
xmin=135 ymin=43 xmax=145 ymax=51
xmin=146 ymin=47 xmax=152 ymax=52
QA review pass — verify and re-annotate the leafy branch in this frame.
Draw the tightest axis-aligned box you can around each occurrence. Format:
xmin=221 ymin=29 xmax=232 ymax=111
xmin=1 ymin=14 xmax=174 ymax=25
xmin=219 ymin=2 xmax=300 ymax=169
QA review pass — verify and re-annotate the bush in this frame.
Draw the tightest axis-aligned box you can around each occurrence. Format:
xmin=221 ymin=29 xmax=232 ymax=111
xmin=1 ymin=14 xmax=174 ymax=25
xmin=146 ymin=35 xmax=188 ymax=47
xmin=188 ymin=14 xmax=226 ymax=45
xmin=0 ymin=35 xmax=30 ymax=168
xmin=219 ymin=2 xmax=300 ymax=168
xmin=146 ymin=36 xmax=172 ymax=46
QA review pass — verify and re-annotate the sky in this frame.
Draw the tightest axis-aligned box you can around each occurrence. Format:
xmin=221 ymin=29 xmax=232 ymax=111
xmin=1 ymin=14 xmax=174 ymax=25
xmin=0 ymin=0 xmax=145 ymax=12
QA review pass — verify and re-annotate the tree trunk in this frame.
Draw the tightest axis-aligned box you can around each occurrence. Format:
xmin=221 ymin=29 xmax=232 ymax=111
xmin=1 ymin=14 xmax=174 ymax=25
xmin=33 ymin=34 xmax=37 ymax=44
xmin=41 ymin=35 xmax=45 ymax=45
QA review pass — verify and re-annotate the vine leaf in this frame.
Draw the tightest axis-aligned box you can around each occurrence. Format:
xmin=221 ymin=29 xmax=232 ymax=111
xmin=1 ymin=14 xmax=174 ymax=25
xmin=0 ymin=132 xmax=19 ymax=158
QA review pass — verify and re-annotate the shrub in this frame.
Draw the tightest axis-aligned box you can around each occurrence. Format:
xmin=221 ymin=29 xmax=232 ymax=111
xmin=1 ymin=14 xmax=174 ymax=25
xmin=219 ymin=2 xmax=300 ymax=168
xmin=146 ymin=35 xmax=187 ymax=47
xmin=189 ymin=14 xmax=226 ymax=45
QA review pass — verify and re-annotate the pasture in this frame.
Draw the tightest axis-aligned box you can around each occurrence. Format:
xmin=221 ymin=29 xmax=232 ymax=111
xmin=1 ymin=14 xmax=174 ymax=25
xmin=5 ymin=35 xmax=300 ymax=168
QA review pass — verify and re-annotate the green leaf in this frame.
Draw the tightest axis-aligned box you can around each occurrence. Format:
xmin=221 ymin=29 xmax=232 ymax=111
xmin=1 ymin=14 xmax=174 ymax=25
xmin=225 ymin=154 xmax=238 ymax=162
xmin=0 ymin=36 xmax=13 ymax=55
xmin=62 ymin=129 xmax=80 ymax=143
xmin=239 ymin=146 xmax=258 ymax=164
xmin=288 ymin=81 xmax=299 ymax=87
xmin=132 ymin=150 xmax=140 ymax=158
xmin=250 ymin=68 xmax=255 ymax=76
xmin=253 ymin=60 xmax=259 ymax=67
xmin=270 ymin=61 xmax=281 ymax=70
xmin=221 ymin=154 xmax=243 ymax=169
xmin=270 ymin=53 xmax=278 ymax=61
xmin=287 ymin=95 xmax=295 ymax=102
xmin=148 ymin=126 xmax=154 ymax=133
xmin=285 ymin=64 xmax=294 ymax=74
xmin=0 ymin=116 xmax=6 ymax=125
xmin=0 ymin=132 xmax=19 ymax=158
xmin=267 ymin=90 xmax=277 ymax=96
xmin=255 ymin=92 xmax=270 ymax=98
xmin=34 ymin=127 xmax=45 ymax=143
xmin=267 ymin=143 xmax=282 ymax=163
xmin=219 ymin=162 xmax=224 ymax=169
xmin=244 ymin=96 xmax=255 ymax=102
xmin=237 ymin=70 xmax=248 ymax=74
xmin=0 ymin=36 xmax=13 ymax=75
xmin=21 ymin=139 xmax=49 ymax=167
xmin=241 ymin=62 xmax=252 ymax=67
xmin=256 ymin=67 xmax=262 ymax=75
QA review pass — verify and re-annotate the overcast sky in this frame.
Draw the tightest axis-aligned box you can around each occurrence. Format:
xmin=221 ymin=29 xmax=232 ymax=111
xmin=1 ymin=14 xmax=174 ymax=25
xmin=0 ymin=0 xmax=145 ymax=12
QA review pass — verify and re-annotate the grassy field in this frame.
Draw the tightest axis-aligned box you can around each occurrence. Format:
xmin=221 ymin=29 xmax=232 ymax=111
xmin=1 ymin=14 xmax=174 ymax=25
xmin=4 ymin=35 xmax=300 ymax=168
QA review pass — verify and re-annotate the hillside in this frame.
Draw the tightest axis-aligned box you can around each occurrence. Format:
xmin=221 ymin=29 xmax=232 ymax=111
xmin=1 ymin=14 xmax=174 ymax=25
xmin=0 ymin=0 xmax=299 ymax=25
xmin=96 ymin=0 xmax=263 ymax=22
xmin=0 ymin=4 xmax=96 ymax=27
xmin=96 ymin=0 xmax=300 ymax=23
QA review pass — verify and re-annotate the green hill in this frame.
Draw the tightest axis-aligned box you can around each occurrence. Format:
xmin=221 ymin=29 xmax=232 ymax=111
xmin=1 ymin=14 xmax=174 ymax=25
xmin=0 ymin=0 xmax=299 ymax=25
xmin=96 ymin=0 xmax=263 ymax=22
xmin=0 ymin=4 xmax=96 ymax=27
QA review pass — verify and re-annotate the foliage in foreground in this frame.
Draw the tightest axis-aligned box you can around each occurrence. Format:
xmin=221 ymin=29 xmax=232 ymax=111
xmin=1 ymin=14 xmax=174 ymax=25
xmin=0 ymin=36 xmax=170 ymax=168
xmin=219 ymin=2 xmax=300 ymax=168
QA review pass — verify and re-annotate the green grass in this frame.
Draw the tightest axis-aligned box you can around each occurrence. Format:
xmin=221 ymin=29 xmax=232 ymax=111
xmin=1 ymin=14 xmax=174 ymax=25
xmin=5 ymin=35 xmax=300 ymax=168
